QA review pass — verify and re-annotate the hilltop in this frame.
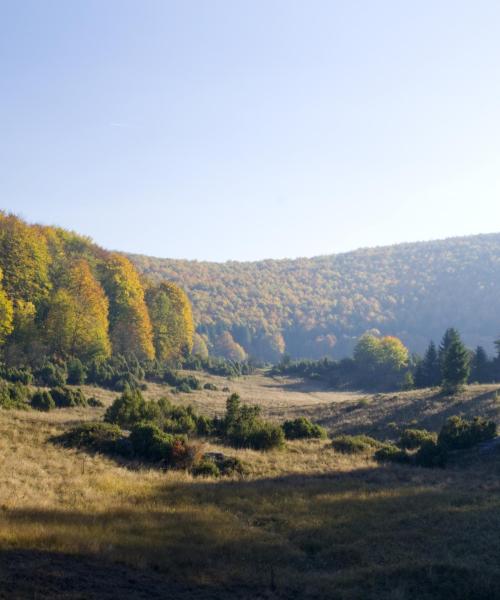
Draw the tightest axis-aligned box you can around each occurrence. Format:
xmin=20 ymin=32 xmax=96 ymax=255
xmin=129 ymin=233 xmax=500 ymax=361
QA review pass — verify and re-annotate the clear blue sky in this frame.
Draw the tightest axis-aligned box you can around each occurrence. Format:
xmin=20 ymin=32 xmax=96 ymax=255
xmin=1 ymin=1 xmax=500 ymax=261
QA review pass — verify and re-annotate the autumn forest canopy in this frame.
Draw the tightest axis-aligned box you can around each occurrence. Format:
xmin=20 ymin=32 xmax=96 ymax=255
xmin=130 ymin=233 xmax=500 ymax=362
xmin=0 ymin=213 xmax=194 ymax=369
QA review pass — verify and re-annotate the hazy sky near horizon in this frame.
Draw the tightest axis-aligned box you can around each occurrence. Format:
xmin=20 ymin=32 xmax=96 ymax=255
xmin=2 ymin=1 xmax=500 ymax=262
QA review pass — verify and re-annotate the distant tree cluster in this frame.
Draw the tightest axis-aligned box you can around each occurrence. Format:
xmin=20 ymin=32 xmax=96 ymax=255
xmin=0 ymin=213 xmax=194 ymax=369
xmin=274 ymin=327 xmax=496 ymax=393
xmin=129 ymin=233 xmax=500 ymax=361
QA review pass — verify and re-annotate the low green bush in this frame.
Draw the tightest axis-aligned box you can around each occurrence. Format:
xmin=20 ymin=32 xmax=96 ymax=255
xmin=222 ymin=393 xmax=284 ymax=450
xmin=0 ymin=366 xmax=34 ymax=385
xmin=36 ymin=362 xmax=67 ymax=387
xmin=191 ymin=458 xmax=221 ymax=477
xmin=31 ymin=390 xmax=55 ymax=412
xmin=88 ymin=396 xmax=104 ymax=407
xmin=438 ymin=416 xmax=497 ymax=450
xmin=331 ymin=434 xmax=382 ymax=454
xmin=50 ymin=386 xmax=87 ymax=408
xmin=67 ymin=358 xmax=87 ymax=385
xmin=247 ymin=421 xmax=285 ymax=450
xmin=415 ymin=440 xmax=448 ymax=468
xmin=56 ymin=422 xmax=127 ymax=454
xmin=104 ymin=388 xmax=150 ymax=429
xmin=203 ymin=382 xmax=218 ymax=391
xmin=195 ymin=414 xmax=215 ymax=436
xmin=129 ymin=422 xmax=189 ymax=465
xmin=374 ymin=444 xmax=410 ymax=464
xmin=282 ymin=417 xmax=327 ymax=440
xmin=398 ymin=428 xmax=437 ymax=449
xmin=163 ymin=413 xmax=197 ymax=435
xmin=0 ymin=380 xmax=31 ymax=409
xmin=176 ymin=382 xmax=192 ymax=393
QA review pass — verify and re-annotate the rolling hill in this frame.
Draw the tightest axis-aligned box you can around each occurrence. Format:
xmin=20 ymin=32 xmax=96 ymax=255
xmin=129 ymin=234 xmax=500 ymax=361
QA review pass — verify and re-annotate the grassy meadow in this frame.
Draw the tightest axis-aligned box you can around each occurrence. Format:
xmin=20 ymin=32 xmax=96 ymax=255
xmin=2 ymin=372 xmax=500 ymax=598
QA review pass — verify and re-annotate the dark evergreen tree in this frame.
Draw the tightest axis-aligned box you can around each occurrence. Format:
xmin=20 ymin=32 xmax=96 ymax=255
xmin=415 ymin=341 xmax=441 ymax=388
xmin=441 ymin=330 xmax=470 ymax=394
xmin=439 ymin=328 xmax=460 ymax=366
xmin=470 ymin=346 xmax=490 ymax=383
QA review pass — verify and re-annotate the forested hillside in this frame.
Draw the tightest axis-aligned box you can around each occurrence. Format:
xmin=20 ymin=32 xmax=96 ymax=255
xmin=130 ymin=234 xmax=500 ymax=361
xmin=0 ymin=213 xmax=194 ymax=368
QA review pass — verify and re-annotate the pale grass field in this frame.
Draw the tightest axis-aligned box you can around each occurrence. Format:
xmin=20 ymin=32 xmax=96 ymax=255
xmin=2 ymin=375 xmax=500 ymax=598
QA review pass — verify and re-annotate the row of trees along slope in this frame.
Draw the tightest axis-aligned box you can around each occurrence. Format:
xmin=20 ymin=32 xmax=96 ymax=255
xmin=0 ymin=213 xmax=194 ymax=367
xmin=129 ymin=233 xmax=500 ymax=362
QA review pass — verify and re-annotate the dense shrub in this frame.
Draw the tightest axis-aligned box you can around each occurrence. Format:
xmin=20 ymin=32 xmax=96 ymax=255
xmin=31 ymin=390 xmax=55 ymax=411
xmin=331 ymin=434 xmax=382 ymax=454
xmin=129 ymin=422 xmax=188 ymax=465
xmin=164 ymin=412 xmax=197 ymax=435
xmin=192 ymin=452 xmax=246 ymax=477
xmin=182 ymin=355 xmax=255 ymax=378
xmin=282 ymin=417 xmax=327 ymax=440
xmin=415 ymin=440 xmax=448 ymax=468
xmin=56 ymin=422 xmax=127 ymax=454
xmin=67 ymin=358 xmax=87 ymax=385
xmin=221 ymin=393 xmax=284 ymax=450
xmin=50 ymin=386 xmax=87 ymax=408
xmin=203 ymin=382 xmax=218 ymax=391
xmin=0 ymin=366 xmax=34 ymax=385
xmin=374 ymin=444 xmax=410 ymax=464
xmin=438 ymin=416 xmax=497 ymax=450
xmin=398 ymin=428 xmax=437 ymax=450
xmin=88 ymin=396 xmax=104 ymax=407
xmin=191 ymin=458 xmax=221 ymax=477
xmin=176 ymin=382 xmax=192 ymax=394
xmin=87 ymin=355 xmax=145 ymax=391
xmin=163 ymin=369 xmax=201 ymax=391
xmin=0 ymin=380 xmax=31 ymax=409
xmin=195 ymin=414 xmax=215 ymax=436
xmin=104 ymin=388 xmax=150 ymax=429
xmin=247 ymin=421 xmax=285 ymax=450
xmin=36 ymin=362 xmax=67 ymax=387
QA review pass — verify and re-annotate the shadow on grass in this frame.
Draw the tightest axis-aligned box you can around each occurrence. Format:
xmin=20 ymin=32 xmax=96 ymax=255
xmin=317 ymin=387 xmax=500 ymax=438
xmin=4 ymin=462 xmax=500 ymax=599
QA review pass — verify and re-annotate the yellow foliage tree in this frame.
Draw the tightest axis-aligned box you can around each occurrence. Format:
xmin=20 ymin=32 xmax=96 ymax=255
xmin=145 ymin=281 xmax=194 ymax=361
xmin=44 ymin=259 xmax=111 ymax=359
xmin=0 ymin=213 xmax=51 ymax=305
xmin=214 ymin=331 xmax=247 ymax=362
xmin=100 ymin=254 xmax=154 ymax=360
xmin=0 ymin=267 xmax=14 ymax=344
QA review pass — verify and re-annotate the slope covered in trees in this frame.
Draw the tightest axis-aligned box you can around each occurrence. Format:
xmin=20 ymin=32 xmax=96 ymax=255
xmin=129 ymin=234 xmax=500 ymax=361
xmin=0 ymin=213 xmax=194 ymax=368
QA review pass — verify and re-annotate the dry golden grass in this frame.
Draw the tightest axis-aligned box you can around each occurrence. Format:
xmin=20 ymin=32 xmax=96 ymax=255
xmin=2 ymin=376 xmax=500 ymax=598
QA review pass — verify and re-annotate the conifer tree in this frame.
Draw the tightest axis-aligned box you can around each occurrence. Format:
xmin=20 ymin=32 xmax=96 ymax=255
xmin=471 ymin=346 xmax=489 ymax=383
xmin=415 ymin=341 xmax=441 ymax=388
xmin=441 ymin=330 xmax=470 ymax=394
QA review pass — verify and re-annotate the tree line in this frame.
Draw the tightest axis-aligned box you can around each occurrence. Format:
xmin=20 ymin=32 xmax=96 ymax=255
xmin=0 ymin=213 xmax=194 ymax=370
xmin=274 ymin=327 xmax=495 ymax=393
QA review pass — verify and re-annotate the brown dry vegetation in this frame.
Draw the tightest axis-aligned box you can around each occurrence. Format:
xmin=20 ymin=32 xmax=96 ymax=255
xmin=2 ymin=374 xmax=500 ymax=598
